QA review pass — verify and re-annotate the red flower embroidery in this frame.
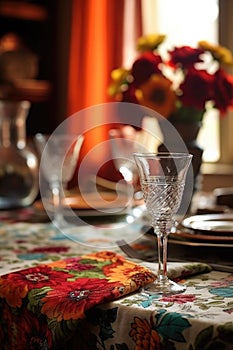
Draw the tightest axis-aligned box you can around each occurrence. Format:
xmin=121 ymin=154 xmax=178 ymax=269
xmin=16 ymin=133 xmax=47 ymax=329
xmin=2 ymin=305 xmax=53 ymax=349
xmin=30 ymin=246 xmax=69 ymax=253
xmin=41 ymin=278 xmax=121 ymax=321
xmin=161 ymin=294 xmax=196 ymax=304
xmin=0 ymin=265 xmax=72 ymax=307
xmin=49 ymin=257 xmax=96 ymax=271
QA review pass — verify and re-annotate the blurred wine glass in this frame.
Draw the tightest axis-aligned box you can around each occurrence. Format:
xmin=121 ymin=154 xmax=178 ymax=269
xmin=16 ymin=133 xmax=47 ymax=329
xmin=34 ymin=133 xmax=84 ymax=228
xmin=109 ymin=126 xmax=145 ymax=204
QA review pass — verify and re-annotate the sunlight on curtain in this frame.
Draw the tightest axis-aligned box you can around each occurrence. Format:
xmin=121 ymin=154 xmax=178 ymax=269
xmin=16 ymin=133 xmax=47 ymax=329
xmin=123 ymin=0 xmax=138 ymax=67
xmin=122 ymin=0 xmax=143 ymax=70
xmin=141 ymin=0 xmax=220 ymax=162
xmin=67 ymin=0 xmax=142 ymax=183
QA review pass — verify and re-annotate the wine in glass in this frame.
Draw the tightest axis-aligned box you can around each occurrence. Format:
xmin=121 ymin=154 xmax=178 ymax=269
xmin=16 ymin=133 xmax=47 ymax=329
xmin=34 ymin=133 xmax=84 ymax=228
xmin=133 ymin=152 xmax=192 ymax=295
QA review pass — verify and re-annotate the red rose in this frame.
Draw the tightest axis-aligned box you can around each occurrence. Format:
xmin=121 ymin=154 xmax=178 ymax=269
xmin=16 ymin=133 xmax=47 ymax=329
xmin=212 ymin=69 xmax=233 ymax=115
xmin=132 ymin=51 xmax=163 ymax=85
xmin=168 ymin=46 xmax=205 ymax=69
xmin=179 ymin=67 xmax=213 ymax=109
xmin=122 ymin=83 xmax=139 ymax=104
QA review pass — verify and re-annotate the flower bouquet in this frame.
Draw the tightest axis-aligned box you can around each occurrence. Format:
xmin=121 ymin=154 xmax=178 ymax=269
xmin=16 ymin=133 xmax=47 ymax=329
xmin=108 ymin=34 xmax=233 ymax=124
xmin=108 ymin=34 xmax=233 ymax=189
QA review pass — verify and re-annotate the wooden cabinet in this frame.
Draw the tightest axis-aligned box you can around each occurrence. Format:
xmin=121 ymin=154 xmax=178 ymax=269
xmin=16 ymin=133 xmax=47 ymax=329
xmin=0 ymin=0 xmax=71 ymax=135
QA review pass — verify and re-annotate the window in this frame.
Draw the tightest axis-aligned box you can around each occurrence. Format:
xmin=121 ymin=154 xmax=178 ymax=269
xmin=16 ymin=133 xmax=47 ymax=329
xmin=141 ymin=0 xmax=221 ymax=162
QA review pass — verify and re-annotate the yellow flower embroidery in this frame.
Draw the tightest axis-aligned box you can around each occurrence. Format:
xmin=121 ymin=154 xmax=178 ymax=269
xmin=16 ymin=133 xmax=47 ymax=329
xmin=130 ymin=316 xmax=161 ymax=349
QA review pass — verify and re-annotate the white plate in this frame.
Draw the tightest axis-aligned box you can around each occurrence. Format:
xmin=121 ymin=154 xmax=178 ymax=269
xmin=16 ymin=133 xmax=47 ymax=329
xmin=182 ymin=214 xmax=233 ymax=235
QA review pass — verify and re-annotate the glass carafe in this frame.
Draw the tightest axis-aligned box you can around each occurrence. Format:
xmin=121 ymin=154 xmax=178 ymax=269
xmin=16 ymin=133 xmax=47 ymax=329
xmin=0 ymin=100 xmax=38 ymax=209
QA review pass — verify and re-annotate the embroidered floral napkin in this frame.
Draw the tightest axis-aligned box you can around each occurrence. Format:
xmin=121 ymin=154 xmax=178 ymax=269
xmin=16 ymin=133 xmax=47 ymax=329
xmin=0 ymin=251 xmax=156 ymax=348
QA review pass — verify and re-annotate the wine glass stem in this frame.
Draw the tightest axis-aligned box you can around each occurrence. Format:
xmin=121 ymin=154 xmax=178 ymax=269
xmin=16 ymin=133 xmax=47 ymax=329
xmin=51 ymin=182 xmax=64 ymax=227
xmin=156 ymin=233 xmax=169 ymax=283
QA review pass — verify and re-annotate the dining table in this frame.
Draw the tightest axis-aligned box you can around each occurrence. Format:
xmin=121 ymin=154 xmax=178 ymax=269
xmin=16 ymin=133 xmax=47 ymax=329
xmin=0 ymin=200 xmax=233 ymax=350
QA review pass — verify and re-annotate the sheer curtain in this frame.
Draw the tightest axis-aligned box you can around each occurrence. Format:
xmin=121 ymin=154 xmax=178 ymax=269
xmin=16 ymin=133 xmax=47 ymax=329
xmin=67 ymin=0 xmax=142 ymax=183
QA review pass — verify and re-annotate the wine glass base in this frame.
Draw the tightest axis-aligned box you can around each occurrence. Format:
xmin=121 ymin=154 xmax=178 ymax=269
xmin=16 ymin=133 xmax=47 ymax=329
xmin=141 ymin=279 xmax=186 ymax=296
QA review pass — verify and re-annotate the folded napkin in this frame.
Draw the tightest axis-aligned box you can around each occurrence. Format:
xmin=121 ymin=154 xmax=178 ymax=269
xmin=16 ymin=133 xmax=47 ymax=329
xmin=0 ymin=251 xmax=155 ymax=349
xmin=141 ymin=260 xmax=212 ymax=283
xmin=130 ymin=239 xmax=212 ymax=280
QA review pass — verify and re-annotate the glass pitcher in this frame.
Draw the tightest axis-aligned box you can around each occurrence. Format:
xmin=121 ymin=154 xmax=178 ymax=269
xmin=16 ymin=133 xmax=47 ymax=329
xmin=0 ymin=100 xmax=39 ymax=209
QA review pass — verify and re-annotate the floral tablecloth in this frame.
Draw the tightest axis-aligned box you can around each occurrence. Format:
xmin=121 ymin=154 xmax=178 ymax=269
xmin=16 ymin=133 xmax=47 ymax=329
xmin=0 ymin=209 xmax=232 ymax=350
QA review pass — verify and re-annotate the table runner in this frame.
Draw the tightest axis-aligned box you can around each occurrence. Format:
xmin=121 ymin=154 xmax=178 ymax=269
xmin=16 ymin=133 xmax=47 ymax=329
xmin=0 ymin=219 xmax=213 ymax=349
xmin=0 ymin=220 xmax=211 ymax=275
xmin=70 ymin=269 xmax=233 ymax=350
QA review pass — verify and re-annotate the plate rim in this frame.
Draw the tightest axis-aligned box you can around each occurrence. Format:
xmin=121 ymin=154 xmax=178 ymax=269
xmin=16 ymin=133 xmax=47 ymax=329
xmin=169 ymin=238 xmax=233 ymax=248
xmin=182 ymin=213 xmax=233 ymax=235
xmin=170 ymin=230 xmax=233 ymax=242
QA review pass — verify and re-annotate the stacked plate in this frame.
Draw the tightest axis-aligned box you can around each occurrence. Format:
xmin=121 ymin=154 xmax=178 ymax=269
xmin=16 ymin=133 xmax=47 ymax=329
xmin=63 ymin=192 xmax=145 ymax=217
xmin=170 ymin=213 xmax=233 ymax=248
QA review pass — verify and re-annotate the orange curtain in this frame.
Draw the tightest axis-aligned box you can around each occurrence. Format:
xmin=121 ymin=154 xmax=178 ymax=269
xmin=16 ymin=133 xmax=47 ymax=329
xmin=67 ymin=0 xmax=128 ymax=115
xmin=67 ymin=0 xmax=142 ymax=184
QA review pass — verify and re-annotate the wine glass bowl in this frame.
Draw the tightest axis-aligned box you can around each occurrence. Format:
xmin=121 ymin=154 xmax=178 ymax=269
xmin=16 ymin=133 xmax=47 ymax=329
xmin=109 ymin=126 xmax=146 ymax=202
xmin=34 ymin=133 xmax=84 ymax=228
xmin=109 ymin=127 xmax=138 ymax=183
xmin=134 ymin=152 xmax=193 ymax=295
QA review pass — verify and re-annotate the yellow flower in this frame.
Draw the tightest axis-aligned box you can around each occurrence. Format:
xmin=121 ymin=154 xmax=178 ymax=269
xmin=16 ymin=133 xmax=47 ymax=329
xmin=108 ymin=68 xmax=130 ymax=98
xmin=106 ymin=260 xmax=143 ymax=282
xmin=130 ymin=317 xmax=161 ymax=349
xmin=136 ymin=74 xmax=176 ymax=118
xmin=111 ymin=68 xmax=130 ymax=83
xmin=136 ymin=34 xmax=166 ymax=52
xmin=198 ymin=40 xmax=233 ymax=65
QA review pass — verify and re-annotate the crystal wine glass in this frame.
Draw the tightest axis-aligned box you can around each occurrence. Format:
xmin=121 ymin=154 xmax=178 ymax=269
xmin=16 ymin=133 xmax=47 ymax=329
xmin=34 ymin=133 xmax=84 ymax=228
xmin=133 ymin=152 xmax=192 ymax=295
